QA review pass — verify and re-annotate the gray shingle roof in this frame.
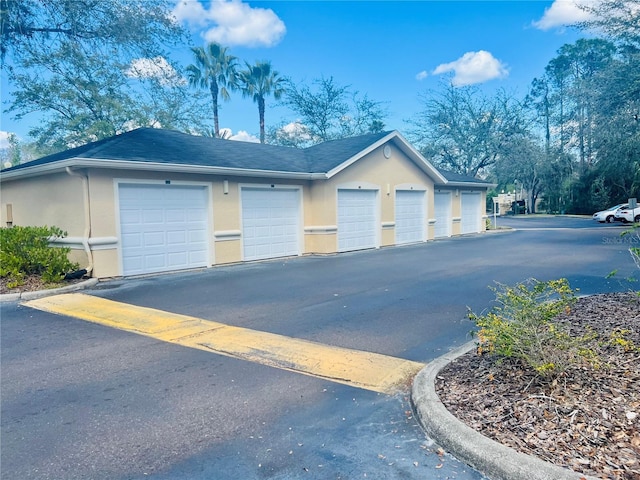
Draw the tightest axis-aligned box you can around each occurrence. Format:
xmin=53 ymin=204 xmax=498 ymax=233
xmin=4 ymin=128 xmax=393 ymax=175
xmin=437 ymin=168 xmax=492 ymax=185
xmin=1 ymin=128 xmax=488 ymax=188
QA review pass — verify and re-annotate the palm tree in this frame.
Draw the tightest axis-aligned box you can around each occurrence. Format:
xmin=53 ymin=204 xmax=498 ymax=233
xmin=186 ymin=43 xmax=238 ymax=138
xmin=238 ymin=61 xmax=285 ymax=143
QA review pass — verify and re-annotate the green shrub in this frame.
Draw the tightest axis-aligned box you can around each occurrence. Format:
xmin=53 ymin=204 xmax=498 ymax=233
xmin=0 ymin=226 xmax=79 ymax=288
xmin=622 ymin=223 xmax=640 ymax=270
xmin=470 ymin=278 xmax=597 ymax=378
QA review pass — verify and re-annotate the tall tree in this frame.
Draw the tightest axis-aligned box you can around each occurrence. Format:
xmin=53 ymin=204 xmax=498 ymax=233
xmin=186 ymin=43 xmax=238 ymax=138
xmin=238 ymin=61 xmax=285 ymax=144
xmin=408 ymin=83 xmax=529 ymax=178
xmin=272 ymin=76 xmax=386 ymax=147
xmin=493 ymin=136 xmax=546 ymax=213
xmin=1 ymin=0 xmax=211 ymax=153
xmin=578 ymin=0 xmax=640 ymax=47
xmin=556 ymin=39 xmax=617 ymax=172
xmin=527 ymin=77 xmax=552 ymax=156
xmin=577 ymin=0 xmax=640 ymax=203
xmin=1 ymin=0 xmax=183 ymax=64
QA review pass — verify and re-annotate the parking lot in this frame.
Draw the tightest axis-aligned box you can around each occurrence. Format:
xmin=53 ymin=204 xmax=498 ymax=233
xmin=2 ymin=216 xmax=637 ymax=480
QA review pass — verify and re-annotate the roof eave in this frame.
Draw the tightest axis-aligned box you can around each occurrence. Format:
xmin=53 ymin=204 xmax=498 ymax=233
xmin=325 ymin=131 xmax=449 ymax=184
xmin=391 ymin=132 xmax=449 ymax=184
xmin=438 ymin=181 xmax=496 ymax=188
xmin=0 ymin=157 xmax=326 ymax=181
xmin=325 ymin=131 xmax=398 ymax=178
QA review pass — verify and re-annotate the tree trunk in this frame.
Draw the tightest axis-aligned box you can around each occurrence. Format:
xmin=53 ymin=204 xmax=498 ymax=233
xmin=258 ymin=96 xmax=266 ymax=144
xmin=210 ymin=82 xmax=220 ymax=138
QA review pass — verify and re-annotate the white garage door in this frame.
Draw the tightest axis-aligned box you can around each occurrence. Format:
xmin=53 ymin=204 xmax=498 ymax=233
xmin=119 ymin=184 xmax=209 ymax=276
xmin=242 ymin=187 xmax=300 ymax=261
xmin=461 ymin=192 xmax=482 ymax=234
xmin=337 ymin=189 xmax=377 ymax=252
xmin=434 ymin=192 xmax=452 ymax=238
xmin=395 ymin=190 xmax=425 ymax=245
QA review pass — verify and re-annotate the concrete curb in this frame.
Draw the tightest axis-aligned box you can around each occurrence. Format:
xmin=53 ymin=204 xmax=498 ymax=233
xmin=0 ymin=278 xmax=99 ymax=303
xmin=411 ymin=342 xmax=599 ymax=480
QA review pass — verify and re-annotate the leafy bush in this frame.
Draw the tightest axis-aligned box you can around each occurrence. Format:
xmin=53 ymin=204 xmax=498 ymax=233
xmin=0 ymin=226 xmax=79 ymax=287
xmin=469 ymin=278 xmax=597 ymax=378
xmin=623 ymin=224 xmax=640 ymax=270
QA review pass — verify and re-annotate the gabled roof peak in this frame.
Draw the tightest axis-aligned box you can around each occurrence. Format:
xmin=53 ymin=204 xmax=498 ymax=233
xmin=0 ymin=127 xmax=486 ymax=188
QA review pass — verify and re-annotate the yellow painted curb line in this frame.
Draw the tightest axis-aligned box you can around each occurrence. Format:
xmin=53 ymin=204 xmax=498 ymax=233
xmin=25 ymin=293 xmax=425 ymax=394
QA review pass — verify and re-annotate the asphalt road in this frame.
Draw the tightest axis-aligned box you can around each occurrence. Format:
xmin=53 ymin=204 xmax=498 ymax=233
xmin=2 ymin=216 xmax=637 ymax=480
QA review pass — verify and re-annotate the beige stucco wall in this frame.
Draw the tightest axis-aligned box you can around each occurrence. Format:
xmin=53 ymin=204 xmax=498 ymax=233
xmin=1 ymin=140 xmax=487 ymax=279
xmin=1 ymin=172 xmax=85 ymax=232
xmin=307 ymin=142 xmax=436 ymax=251
xmin=1 ymin=172 xmax=91 ymax=268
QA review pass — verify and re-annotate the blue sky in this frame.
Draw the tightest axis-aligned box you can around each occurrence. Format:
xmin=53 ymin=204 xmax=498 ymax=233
xmin=1 ymin=0 xmax=590 ymax=146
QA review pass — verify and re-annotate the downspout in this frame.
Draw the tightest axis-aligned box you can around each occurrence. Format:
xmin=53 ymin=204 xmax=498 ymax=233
xmin=65 ymin=167 xmax=94 ymax=276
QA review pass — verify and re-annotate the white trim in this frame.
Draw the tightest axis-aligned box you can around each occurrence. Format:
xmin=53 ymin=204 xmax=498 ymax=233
xmin=381 ymin=221 xmax=395 ymax=229
xmin=445 ymin=181 xmax=496 ymax=188
xmin=304 ymin=225 xmax=338 ymax=234
xmin=428 ymin=218 xmax=437 ymax=224
xmin=336 ymin=181 xmax=380 ymax=191
xmin=327 ymin=133 xmax=396 ymax=178
xmin=326 ymin=132 xmax=448 ymax=184
xmin=50 ymin=236 xmax=118 ymax=251
xmin=1 ymin=158 xmax=326 ymax=182
xmin=395 ymin=183 xmax=427 ymax=192
xmin=214 ymin=230 xmax=242 ymax=241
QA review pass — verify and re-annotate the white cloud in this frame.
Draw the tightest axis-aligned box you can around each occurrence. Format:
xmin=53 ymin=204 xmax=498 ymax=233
xmin=229 ymin=130 xmax=260 ymax=143
xmin=0 ymin=131 xmax=10 ymax=149
xmin=282 ymin=121 xmax=306 ymax=135
xmin=173 ymin=0 xmax=286 ymax=47
xmin=533 ymin=0 xmax=594 ymax=30
xmin=126 ymin=57 xmax=184 ymax=86
xmin=415 ymin=70 xmax=428 ymax=81
xmin=172 ymin=0 xmax=209 ymax=28
xmin=433 ymin=50 xmax=508 ymax=86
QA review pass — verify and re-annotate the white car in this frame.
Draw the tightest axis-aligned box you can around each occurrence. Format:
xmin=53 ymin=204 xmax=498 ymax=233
xmin=615 ymin=205 xmax=640 ymax=223
xmin=593 ymin=204 xmax=627 ymax=223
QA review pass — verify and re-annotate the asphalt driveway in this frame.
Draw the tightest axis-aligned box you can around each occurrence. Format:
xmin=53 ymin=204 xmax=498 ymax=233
xmin=2 ymin=216 xmax=637 ymax=479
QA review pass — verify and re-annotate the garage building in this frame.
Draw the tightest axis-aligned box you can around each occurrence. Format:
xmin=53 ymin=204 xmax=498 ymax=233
xmin=0 ymin=128 xmax=491 ymax=278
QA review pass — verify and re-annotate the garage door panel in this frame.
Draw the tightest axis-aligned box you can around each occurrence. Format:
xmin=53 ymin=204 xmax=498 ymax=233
xmin=146 ymin=254 xmax=166 ymax=269
xmin=166 ymin=209 xmax=186 ymax=223
xmin=434 ymin=192 xmax=452 ymax=238
xmin=144 ymin=231 xmax=165 ymax=246
xmin=461 ymin=192 xmax=482 ymax=234
xmin=142 ymin=209 xmax=163 ymax=223
xmin=188 ymin=230 xmax=207 ymax=242
xmin=338 ymin=190 xmax=377 ymax=252
xmin=242 ymin=188 xmax=300 ymax=261
xmin=167 ymin=231 xmax=186 ymax=245
xmin=119 ymin=184 xmax=209 ymax=276
xmin=395 ymin=190 xmax=425 ymax=244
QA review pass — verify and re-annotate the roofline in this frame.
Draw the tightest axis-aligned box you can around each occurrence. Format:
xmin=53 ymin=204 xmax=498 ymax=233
xmin=0 ymin=157 xmax=328 ymax=181
xmin=325 ymin=131 xmax=397 ymax=178
xmin=0 ymin=132 xmax=492 ymax=188
xmin=391 ymin=131 xmax=449 ymax=184
xmin=325 ymin=131 xmax=449 ymax=184
xmin=439 ymin=181 xmax=497 ymax=188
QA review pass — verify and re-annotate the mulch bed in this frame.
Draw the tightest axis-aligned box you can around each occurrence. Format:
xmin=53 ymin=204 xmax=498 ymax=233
xmin=0 ymin=274 xmax=86 ymax=295
xmin=436 ymin=292 xmax=640 ymax=479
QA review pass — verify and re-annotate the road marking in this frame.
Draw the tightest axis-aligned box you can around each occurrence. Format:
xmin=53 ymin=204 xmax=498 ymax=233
xmin=25 ymin=293 xmax=425 ymax=394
